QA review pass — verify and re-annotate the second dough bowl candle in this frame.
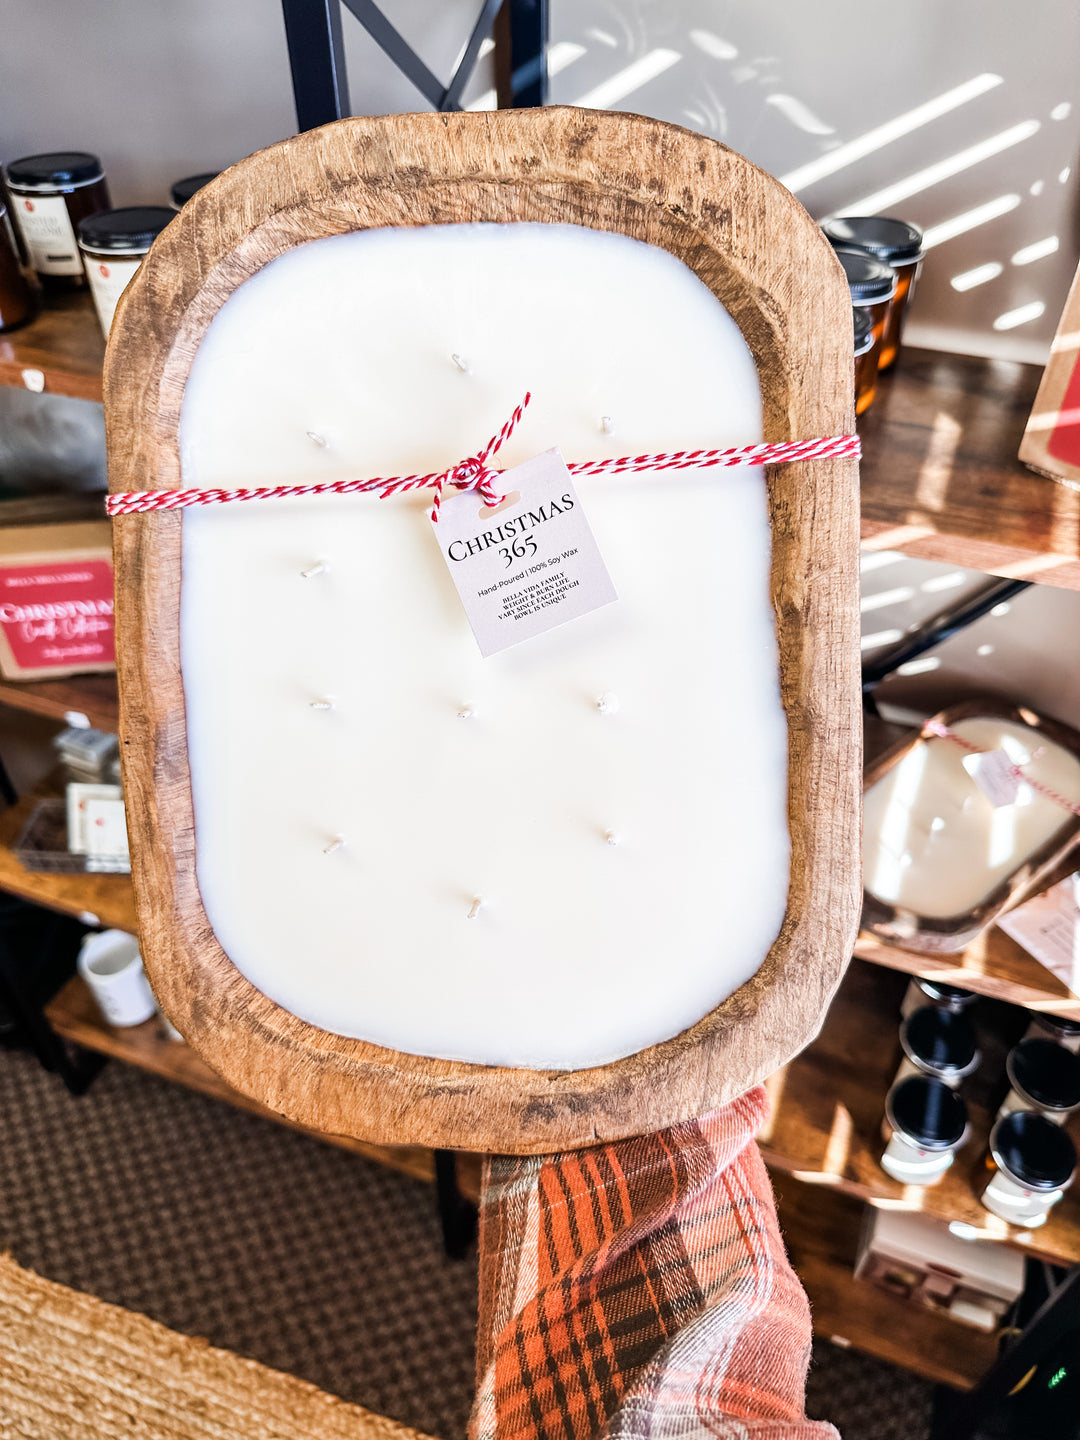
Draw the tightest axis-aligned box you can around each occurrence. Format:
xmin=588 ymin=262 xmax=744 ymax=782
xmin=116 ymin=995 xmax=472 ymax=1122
xmin=105 ymin=109 xmax=861 ymax=1153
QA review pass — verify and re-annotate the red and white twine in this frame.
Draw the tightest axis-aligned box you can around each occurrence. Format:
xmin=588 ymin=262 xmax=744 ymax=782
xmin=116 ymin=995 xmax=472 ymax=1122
xmin=105 ymin=390 xmax=861 ymax=522
xmin=922 ymin=717 xmax=1080 ymax=819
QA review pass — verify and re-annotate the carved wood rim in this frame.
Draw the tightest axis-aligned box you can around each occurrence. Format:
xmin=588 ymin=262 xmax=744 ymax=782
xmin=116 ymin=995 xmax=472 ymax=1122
xmin=106 ymin=109 xmax=861 ymax=1153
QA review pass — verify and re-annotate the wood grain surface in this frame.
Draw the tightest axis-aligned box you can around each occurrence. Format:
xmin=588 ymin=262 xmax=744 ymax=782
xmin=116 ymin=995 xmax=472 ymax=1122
xmin=105 ymin=109 xmax=861 ymax=1153
xmin=860 ymin=347 xmax=1080 ymax=586
xmin=0 ymin=289 xmax=105 ymax=401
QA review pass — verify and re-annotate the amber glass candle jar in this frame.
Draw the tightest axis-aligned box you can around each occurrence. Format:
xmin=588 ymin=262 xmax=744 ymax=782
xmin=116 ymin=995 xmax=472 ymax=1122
xmin=823 ymin=216 xmax=924 ymax=370
xmin=169 ymin=172 xmax=219 ymax=211
xmin=0 ymin=201 xmax=35 ymax=333
xmin=4 ymin=152 xmax=111 ymax=290
xmin=834 ymin=246 xmax=896 ymax=358
xmin=853 ymin=306 xmax=877 ymax=415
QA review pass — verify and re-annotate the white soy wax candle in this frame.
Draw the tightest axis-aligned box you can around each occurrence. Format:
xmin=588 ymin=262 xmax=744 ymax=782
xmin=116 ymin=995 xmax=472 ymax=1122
xmin=178 ymin=222 xmax=789 ymax=1070
xmin=864 ymin=717 xmax=1080 ymax=921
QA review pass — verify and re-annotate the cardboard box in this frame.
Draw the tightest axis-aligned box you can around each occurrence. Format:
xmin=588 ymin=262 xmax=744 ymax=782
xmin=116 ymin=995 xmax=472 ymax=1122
xmin=0 ymin=522 xmax=114 ymax=680
xmin=856 ymin=1207 xmax=1025 ymax=1332
xmin=1020 ymin=262 xmax=1080 ymax=484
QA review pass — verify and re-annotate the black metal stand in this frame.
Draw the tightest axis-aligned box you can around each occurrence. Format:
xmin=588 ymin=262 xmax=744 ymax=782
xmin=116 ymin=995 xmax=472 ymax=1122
xmin=281 ymin=0 xmax=547 ymax=132
xmin=434 ymin=1148 xmax=479 ymax=1260
xmin=929 ymin=1264 xmax=1080 ymax=1439
xmin=862 ymin=576 xmax=1033 ymax=713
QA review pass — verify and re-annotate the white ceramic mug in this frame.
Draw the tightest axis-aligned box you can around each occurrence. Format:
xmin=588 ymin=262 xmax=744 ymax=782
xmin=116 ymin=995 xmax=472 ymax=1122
xmin=77 ymin=929 xmax=156 ymax=1027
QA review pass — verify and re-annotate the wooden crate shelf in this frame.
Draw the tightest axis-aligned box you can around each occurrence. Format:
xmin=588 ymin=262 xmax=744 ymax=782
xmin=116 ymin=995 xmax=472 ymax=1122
xmin=0 ymin=791 xmax=135 ymax=931
xmin=0 ymin=671 xmax=118 ymax=733
xmin=773 ymin=1173 xmax=999 ymax=1389
xmin=0 ymin=290 xmax=105 ymax=402
xmin=760 ymin=959 xmax=1080 ymax=1269
xmin=859 ymin=347 xmax=1079 ymax=589
xmin=854 ymin=927 xmax=1080 ymax=1021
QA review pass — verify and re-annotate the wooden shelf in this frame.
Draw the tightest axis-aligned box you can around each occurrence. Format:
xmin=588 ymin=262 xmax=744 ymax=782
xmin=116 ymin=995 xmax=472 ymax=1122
xmin=859 ymin=348 xmax=1080 ymax=589
xmin=760 ymin=959 xmax=1080 ymax=1269
xmin=0 ymin=791 xmax=135 ymax=930
xmin=854 ymin=926 xmax=1080 ymax=1021
xmin=773 ymin=1172 xmax=999 ymax=1389
xmin=0 ymin=290 xmax=105 ymax=402
xmin=0 ymin=671 xmax=118 ymax=732
xmin=42 ymin=975 xmax=484 ymax=1195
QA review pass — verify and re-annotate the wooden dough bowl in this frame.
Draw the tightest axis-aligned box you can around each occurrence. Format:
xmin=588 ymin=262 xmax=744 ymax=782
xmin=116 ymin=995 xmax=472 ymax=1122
xmin=106 ymin=108 xmax=861 ymax=1154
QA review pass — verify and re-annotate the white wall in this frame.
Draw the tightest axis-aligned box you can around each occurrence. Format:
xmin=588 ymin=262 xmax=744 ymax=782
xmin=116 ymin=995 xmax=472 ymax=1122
xmin=2 ymin=0 xmax=1076 ymax=360
xmin=547 ymin=1 xmax=1080 ymax=364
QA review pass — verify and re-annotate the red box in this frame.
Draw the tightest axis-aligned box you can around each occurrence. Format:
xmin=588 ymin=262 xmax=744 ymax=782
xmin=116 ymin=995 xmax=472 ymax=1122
xmin=1020 ymin=262 xmax=1080 ymax=483
xmin=0 ymin=522 xmax=115 ymax=680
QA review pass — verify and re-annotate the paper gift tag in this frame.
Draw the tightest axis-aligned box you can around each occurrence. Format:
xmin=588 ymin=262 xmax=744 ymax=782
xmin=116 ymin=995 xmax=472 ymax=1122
xmin=963 ymin=749 xmax=1022 ymax=808
xmin=83 ymin=797 xmax=130 ymax=873
xmin=66 ymin=782 xmax=123 ymax=853
xmin=431 ymin=449 xmax=617 ymax=657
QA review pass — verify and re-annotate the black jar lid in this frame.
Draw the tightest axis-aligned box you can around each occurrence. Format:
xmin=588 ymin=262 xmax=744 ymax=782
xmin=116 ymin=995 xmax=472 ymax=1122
xmin=5 ymin=152 xmax=104 ymax=190
xmin=991 ymin=1110 xmax=1077 ymax=1191
xmin=916 ymin=979 xmax=977 ymax=1007
xmin=902 ymin=1005 xmax=979 ymax=1077
xmin=170 ymin=172 xmax=219 ymax=209
xmin=1035 ymin=1014 xmax=1080 ymax=1038
xmin=853 ymin=306 xmax=874 ymax=356
xmin=1008 ymin=1039 xmax=1080 ymax=1110
xmin=833 ymin=246 xmax=897 ymax=303
xmin=822 ymin=215 xmax=924 ymax=265
xmin=77 ymin=207 xmax=174 ymax=253
xmin=886 ymin=1074 xmax=968 ymax=1149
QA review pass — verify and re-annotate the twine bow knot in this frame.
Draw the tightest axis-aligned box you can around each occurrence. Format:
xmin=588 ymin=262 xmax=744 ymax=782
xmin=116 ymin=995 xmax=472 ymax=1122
xmin=429 ymin=392 xmax=533 ymax=523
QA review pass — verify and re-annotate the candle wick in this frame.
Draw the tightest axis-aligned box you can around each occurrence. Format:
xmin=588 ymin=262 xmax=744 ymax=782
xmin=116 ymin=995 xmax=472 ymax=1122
xmin=324 ymin=837 xmax=345 ymax=855
xmin=600 ymin=415 xmax=614 ymax=435
xmin=300 ymin=561 xmax=327 ymax=579
xmin=467 ymin=896 xmax=483 ymax=919
xmin=306 ymin=430 xmax=328 ymax=448
xmin=450 ymin=353 xmax=471 ymax=374
xmin=311 ymin=699 xmax=334 ymax=711
xmin=596 ymin=692 xmax=620 ymax=716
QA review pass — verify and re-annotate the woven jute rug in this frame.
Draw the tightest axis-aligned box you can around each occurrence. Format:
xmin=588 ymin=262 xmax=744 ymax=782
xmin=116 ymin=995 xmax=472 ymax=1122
xmin=0 ymin=1252 xmax=434 ymax=1440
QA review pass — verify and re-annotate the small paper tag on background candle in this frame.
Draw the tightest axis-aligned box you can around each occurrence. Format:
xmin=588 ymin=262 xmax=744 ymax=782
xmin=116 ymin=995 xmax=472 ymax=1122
xmin=962 ymin=749 xmax=1022 ymax=808
xmin=432 ymin=449 xmax=617 ymax=657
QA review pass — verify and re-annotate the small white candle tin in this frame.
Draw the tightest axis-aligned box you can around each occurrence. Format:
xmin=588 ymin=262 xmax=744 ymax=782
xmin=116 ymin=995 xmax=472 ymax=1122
xmin=996 ymin=1038 xmax=1080 ymax=1125
xmin=900 ymin=976 xmax=978 ymax=1020
xmin=893 ymin=1004 xmax=980 ymax=1090
xmin=77 ymin=929 xmax=156 ymax=1027
xmin=982 ymin=1110 xmax=1077 ymax=1227
xmin=880 ymin=1075 xmax=969 ymax=1186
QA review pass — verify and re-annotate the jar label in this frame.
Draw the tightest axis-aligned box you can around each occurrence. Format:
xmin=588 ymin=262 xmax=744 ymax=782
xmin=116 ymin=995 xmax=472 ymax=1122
xmin=86 ymin=256 xmax=143 ymax=337
xmin=12 ymin=193 xmax=81 ymax=275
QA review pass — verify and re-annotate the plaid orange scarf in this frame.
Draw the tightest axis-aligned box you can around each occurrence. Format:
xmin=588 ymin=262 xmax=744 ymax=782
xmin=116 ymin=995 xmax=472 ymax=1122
xmin=471 ymin=1086 xmax=836 ymax=1440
